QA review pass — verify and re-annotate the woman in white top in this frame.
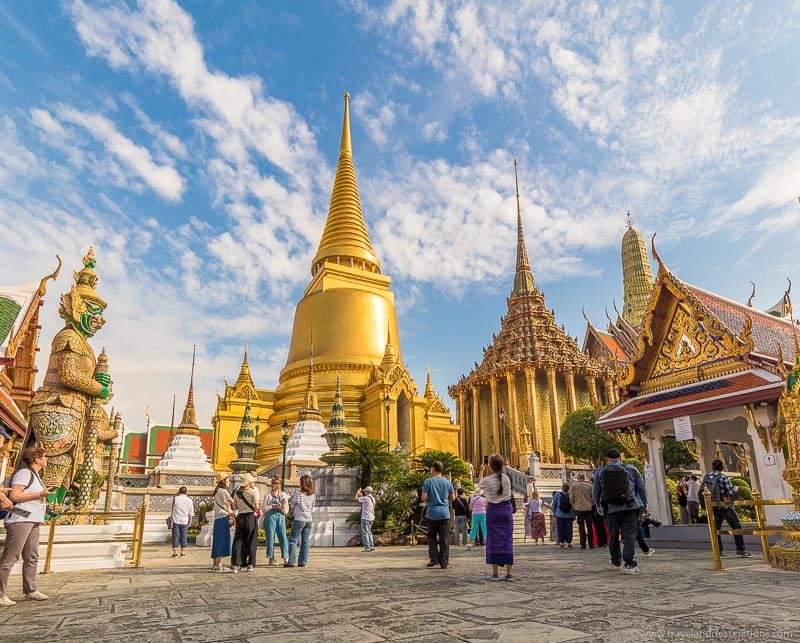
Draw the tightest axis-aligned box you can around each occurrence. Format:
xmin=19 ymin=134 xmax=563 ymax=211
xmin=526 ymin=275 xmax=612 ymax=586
xmin=478 ymin=453 xmax=514 ymax=581
xmin=286 ymin=475 xmax=316 ymax=567
xmin=0 ymin=447 xmax=53 ymax=605
xmin=211 ymin=474 xmax=234 ymax=571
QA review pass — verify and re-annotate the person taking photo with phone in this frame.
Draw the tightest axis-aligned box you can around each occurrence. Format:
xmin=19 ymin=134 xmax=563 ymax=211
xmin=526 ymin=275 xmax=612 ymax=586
xmin=0 ymin=447 xmax=53 ymax=605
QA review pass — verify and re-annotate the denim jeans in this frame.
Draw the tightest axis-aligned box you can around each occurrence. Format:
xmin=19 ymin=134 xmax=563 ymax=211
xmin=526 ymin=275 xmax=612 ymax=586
xmin=556 ymin=517 xmax=574 ymax=543
xmin=454 ymin=515 xmax=468 ymax=545
xmin=172 ymin=523 xmax=188 ymax=549
xmin=288 ymin=520 xmax=312 ymax=565
xmin=361 ymin=519 xmax=374 ymax=550
xmin=265 ymin=510 xmax=288 ymax=560
xmin=606 ymin=509 xmax=639 ymax=568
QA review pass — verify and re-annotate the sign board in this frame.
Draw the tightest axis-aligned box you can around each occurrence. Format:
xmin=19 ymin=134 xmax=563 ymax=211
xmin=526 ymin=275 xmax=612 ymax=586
xmin=764 ymin=453 xmax=777 ymax=466
xmin=673 ymin=416 xmax=694 ymax=441
xmin=644 ymin=463 xmax=655 ymax=480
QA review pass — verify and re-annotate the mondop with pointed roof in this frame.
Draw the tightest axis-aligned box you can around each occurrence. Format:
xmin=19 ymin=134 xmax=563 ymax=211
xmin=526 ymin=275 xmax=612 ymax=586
xmin=211 ymin=94 xmax=458 ymax=474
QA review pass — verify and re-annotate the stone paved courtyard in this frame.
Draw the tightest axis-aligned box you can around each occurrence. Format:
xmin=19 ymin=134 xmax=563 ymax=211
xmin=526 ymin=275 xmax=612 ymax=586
xmin=2 ymin=542 xmax=799 ymax=642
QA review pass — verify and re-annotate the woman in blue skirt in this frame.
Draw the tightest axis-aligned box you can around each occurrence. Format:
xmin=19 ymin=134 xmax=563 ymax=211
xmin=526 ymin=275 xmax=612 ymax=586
xmin=211 ymin=474 xmax=234 ymax=571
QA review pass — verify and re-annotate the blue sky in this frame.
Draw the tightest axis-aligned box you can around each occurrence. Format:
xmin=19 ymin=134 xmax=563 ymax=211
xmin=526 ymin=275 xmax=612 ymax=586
xmin=2 ymin=1 xmax=800 ymax=434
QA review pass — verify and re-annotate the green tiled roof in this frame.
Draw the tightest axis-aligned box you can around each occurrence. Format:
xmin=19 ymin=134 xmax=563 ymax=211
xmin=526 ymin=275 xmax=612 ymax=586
xmin=0 ymin=296 xmax=22 ymax=347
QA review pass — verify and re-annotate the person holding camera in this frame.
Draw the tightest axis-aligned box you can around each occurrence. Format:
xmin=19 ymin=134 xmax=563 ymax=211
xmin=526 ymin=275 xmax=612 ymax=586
xmin=0 ymin=447 xmax=53 ymax=605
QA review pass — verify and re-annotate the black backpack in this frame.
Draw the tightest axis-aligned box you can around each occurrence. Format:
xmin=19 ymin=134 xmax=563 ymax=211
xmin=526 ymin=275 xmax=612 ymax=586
xmin=600 ymin=465 xmax=634 ymax=505
xmin=699 ymin=474 xmax=725 ymax=508
xmin=558 ymin=492 xmax=572 ymax=513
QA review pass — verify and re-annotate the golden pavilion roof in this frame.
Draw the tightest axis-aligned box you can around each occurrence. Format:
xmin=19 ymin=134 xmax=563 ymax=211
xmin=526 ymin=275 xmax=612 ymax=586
xmin=311 ymin=93 xmax=381 ymax=276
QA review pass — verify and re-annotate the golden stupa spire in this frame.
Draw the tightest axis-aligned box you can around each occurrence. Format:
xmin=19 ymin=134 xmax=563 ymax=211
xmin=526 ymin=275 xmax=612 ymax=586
xmin=298 ymin=328 xmax=322 ymax=422
xmin=311 ymin=93 xmax=381 ymax=276
xmin=381 ymin=322 xmax=398 ymax=372
xmin=235 ymin=342 xmax=254 ymax=389
xmin=424 ymin=364 xmax=435 ymax=400
xmin=177 ymin=345 xmax=200 ymax=436
xmin=621 ymin=212 xmax=654 ymax=328
xmin=512 ymin=158 xmax=536 ymax=296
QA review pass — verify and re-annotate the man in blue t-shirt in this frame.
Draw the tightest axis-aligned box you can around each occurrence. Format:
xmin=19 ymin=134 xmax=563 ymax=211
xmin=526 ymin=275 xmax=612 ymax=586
xmin=421 ymin=460 xmax=455 ymax=569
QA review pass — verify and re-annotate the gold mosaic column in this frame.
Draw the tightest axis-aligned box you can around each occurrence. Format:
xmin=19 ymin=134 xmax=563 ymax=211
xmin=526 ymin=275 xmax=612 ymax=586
xmin=526 ymin=368 xmax=539 ymax=453
xmin=471 ymin=384 xmax=481 ymax=466
xmin=506 ymin=370 xmax=520 ymax=467
xmin=586 ymin=376 xmax=599 ymax=408
xmin=604 ymin=376 xmax=616 ymax=405
xmin=490 ymin=378 xmax=500 ymax=456
xmin=547 ymin=366 xmax=560 ymax=463
xmin=456 ymin=390 xmax=466 ymax=461
xmin=565 ymin=369 xmax=577 ymax=414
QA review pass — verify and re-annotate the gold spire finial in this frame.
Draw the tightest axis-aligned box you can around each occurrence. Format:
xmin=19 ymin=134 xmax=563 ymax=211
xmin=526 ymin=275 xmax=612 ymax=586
xmin=341 ymin=93 xmax=352 ymax=154
xmin=512 ymin=159 xmax=536 ymax=296
xmin=425 ymin=364 xmax=434 ymax=399
xmin=311 ymin=93 xmax=381 ymax=275
xmin=626 ymin=211 xmax=633 ymax=228
xmin=177 ymin=345 xmax=199 ymax=436
xmin=298 ymin=327 xmax=322 ymax=422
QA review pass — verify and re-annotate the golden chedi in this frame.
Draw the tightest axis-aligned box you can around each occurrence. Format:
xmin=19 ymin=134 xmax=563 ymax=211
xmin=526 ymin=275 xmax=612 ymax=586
xmin=212 ymin=94 xmax=458 ymax=471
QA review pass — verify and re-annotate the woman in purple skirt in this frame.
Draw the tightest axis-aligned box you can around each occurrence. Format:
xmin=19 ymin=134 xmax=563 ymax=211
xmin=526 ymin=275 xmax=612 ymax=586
xmin=478 ymin=454 xmax=514 ymax=581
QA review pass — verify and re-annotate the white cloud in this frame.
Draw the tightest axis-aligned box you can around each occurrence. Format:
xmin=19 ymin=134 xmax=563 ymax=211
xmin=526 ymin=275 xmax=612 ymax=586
xmin=352 ymin=91 xmax=398 ymax=146
xmin=51 ymin=105 xmax=185 ymax=201
xmin=421 ymin=120 xmax=447 ymax=142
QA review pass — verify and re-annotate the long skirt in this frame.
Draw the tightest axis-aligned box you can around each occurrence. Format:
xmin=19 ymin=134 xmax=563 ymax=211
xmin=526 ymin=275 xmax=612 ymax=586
xmin=486 ymin=500 xmax=514 ymax=566
xmin=211 ymin=516 xmax=232 ymax=559
xmin=530 ymin=512 xmax=547 ymax=539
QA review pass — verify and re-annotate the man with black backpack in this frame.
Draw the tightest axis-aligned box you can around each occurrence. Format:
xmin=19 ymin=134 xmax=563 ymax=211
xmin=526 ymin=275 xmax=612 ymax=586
xmin=702 ymin=459 xmax=752 ymax=558
xmin=592 ymin=448 xmax=647 ymax=575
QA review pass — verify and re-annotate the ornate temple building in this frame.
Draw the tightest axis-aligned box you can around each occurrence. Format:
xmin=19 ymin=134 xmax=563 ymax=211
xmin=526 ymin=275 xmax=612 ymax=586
xmin=448 ymin=162 xmax=615 ymax=470
xmin=597 ymin=238 xmax=794 ymax=523
xmin=0 ymin=258 xmax=61 ymax=457
xmin=211 ymin=94 xmax=458 ymax=471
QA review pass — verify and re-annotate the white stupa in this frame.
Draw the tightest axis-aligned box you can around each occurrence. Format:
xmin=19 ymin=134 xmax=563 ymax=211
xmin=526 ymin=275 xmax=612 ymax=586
xmin=151 ymin=347 xmax=214 ymax=484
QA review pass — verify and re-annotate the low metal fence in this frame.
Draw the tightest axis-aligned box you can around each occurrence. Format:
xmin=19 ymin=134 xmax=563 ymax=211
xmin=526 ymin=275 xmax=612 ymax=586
xmin=42 ymin=502 xmax=147 ymax=573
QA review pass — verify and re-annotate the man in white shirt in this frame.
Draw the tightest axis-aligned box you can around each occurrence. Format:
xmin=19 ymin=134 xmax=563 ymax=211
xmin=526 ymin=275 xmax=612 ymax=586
xmin=170 ymin=486 xmax=195 ymax=558
xmin=685 ymin=475 xmax=700 ymax=524
xmin=355 ymin=487 xmax=376 ymax=552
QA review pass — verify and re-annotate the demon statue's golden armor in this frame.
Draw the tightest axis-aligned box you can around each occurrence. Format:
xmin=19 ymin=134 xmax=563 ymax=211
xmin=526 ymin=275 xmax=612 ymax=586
xmin=28 ymin=247 xmax=113 ymax=494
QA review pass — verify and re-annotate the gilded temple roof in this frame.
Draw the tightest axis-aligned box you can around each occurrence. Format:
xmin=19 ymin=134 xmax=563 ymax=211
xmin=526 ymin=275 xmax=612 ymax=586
xmin=452 ymin=165 xmax=610 ymax=388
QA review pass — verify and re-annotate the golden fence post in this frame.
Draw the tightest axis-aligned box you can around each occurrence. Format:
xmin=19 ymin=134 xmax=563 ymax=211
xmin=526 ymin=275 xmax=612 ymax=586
xmin=703 ymin=487 xmax=723 ymax=570
xmin=134 ymin=502 xmax=147 ymax=567
xmin=43 ymin=516 xmax=58 ymax=574
xmin=752 ymin=491 xmax=770 ymax=564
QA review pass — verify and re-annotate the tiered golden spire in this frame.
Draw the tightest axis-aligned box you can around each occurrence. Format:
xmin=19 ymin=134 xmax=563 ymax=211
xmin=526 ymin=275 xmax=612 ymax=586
xmin=311 ymin=93 xmax=381 ymax=275
xmin=512 ymin=158 xmax=536 ymax=296
xmin=621 ymin=212 xmax=654 ymax=328
xmin=298 ymin=331 xmax=322 ymax=423
xmin=234 ymin=342 xmax=255 ymax=391
xmin=424 ymin=364 xmax=435 ymax=400
xmin=381 ymin=323 xmax=398 ymax=373
xmin=177 ymin=345 xmax=200 ymax=436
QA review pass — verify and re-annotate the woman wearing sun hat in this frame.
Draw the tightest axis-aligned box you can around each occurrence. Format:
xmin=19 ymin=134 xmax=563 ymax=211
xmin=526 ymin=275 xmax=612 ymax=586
xmin=211 ymin=472 xmax=234 ymax=572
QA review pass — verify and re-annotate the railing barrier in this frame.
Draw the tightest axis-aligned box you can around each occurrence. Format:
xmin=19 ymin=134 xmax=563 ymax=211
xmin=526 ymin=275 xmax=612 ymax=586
xmin=43 ymin=503 xmax=148 ymax=573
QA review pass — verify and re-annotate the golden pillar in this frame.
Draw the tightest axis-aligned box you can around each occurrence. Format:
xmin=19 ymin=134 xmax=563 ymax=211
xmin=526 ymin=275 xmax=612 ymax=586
xmin=457 ymin=390 xmax=467 ymax=461
xmin=565 ymin=369 xmax=577 ymax=414
xmin=506 ymin=370 xmax=520 ymax=467
xmin=471 ymin=384 xmax=481 ymax=467
xmin=547 ymin=367 xmax=560 ymax=463
xmin=586 ymin=376 xmax=599 ymax=408
xmin=490 ymin=378 xmax=500 ymax=456
xmin=604 ymin=376 xmax=616 ymax=406
xmin=525 ymin=368 xmax=539 ymax=454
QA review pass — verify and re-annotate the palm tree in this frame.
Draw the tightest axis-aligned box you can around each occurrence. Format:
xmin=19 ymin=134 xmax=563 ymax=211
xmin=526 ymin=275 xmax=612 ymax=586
xmin=341 ymin=436 xmax=394 ymax=489
xmin=413 ymin=449 xmax=470 ymax=478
